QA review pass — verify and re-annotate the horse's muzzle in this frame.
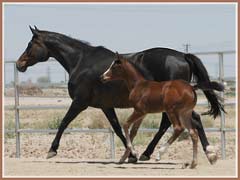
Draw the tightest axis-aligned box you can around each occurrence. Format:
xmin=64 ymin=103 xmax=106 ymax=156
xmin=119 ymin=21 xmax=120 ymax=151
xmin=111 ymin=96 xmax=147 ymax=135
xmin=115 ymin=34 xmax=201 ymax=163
xmin=16 ymin=62 xmax=27 ymax=72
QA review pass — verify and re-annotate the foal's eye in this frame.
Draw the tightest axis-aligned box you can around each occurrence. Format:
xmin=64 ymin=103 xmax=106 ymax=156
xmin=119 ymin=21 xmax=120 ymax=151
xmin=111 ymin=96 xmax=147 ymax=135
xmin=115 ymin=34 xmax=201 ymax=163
xmin=115 ymin=60 xmax=121 ymax=64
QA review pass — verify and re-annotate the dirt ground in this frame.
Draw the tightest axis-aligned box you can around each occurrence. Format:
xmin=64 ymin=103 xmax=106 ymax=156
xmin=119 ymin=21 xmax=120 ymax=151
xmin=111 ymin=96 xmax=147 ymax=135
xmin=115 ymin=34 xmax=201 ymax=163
xmin=3 ymin=96 xmax=237 ymax=177
xmin=4 ymin=158 xmax=236 ymax=177
xmin=3 ymin=132 xmax=237 ymax=177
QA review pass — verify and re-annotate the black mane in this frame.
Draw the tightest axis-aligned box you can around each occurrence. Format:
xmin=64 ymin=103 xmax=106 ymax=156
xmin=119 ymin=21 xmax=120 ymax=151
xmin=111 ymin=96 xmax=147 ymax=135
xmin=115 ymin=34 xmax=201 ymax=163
xmin=39 ymin=30 xmax=101 ymax=50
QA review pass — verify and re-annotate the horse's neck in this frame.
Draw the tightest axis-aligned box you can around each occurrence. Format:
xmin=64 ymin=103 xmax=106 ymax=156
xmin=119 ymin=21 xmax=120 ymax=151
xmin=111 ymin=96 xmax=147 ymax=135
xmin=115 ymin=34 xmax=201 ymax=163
xmin=45 ymin=36 xmax=89 ymax=74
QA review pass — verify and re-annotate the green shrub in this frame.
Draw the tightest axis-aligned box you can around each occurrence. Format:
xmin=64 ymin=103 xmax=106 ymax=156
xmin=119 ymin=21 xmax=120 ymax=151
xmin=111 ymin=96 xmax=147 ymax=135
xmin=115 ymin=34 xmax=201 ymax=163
xmin=48 ymin=116 xmax=62 ymax=129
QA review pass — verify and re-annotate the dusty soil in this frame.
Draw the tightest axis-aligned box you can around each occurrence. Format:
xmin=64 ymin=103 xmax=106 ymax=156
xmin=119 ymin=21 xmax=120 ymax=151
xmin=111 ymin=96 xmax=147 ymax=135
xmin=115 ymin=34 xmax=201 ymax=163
xmin=4 ymin=158 xmax=236 ymax=177
xmin=4 ymin=132 xmax=237 ymax=177
xmin=3 ymin=95 xmax=237 ymax=177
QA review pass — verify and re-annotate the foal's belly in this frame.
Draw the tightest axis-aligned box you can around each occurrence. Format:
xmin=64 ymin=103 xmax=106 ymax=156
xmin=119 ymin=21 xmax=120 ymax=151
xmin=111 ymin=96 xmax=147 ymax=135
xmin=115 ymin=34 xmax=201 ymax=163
xmin=90 ymin=81 xmax=133 ymax=108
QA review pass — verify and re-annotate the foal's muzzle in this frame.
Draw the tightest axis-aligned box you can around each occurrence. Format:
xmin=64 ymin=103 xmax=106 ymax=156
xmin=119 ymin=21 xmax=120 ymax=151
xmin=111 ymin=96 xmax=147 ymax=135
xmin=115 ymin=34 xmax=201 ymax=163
xmin=100 ymin=74 xmax=111 ymax=83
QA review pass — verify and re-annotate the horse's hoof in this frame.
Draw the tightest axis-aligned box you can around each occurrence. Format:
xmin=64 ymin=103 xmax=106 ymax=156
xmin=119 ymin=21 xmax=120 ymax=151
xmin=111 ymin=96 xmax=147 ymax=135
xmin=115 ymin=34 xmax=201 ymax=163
xmin=139 ymin=154 xmax=150 ymax=161
xmin=46 ymin=150 xmax=57 ymax=159
xmin=118 ymin=159 xmax=125 ymax=164
xmin=128 ymin=157 xmax=138 ymax=163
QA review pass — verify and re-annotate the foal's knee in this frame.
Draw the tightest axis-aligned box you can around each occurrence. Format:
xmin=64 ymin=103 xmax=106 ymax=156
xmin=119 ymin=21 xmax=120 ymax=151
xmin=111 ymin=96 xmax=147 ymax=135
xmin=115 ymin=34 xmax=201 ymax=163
xmin=174 ymin=126 xmax=184 ymax=134
xmin=189 ymin=129 xmax=198 ymax=142
xmin=123 ymin=123 xmax=130 ymax=131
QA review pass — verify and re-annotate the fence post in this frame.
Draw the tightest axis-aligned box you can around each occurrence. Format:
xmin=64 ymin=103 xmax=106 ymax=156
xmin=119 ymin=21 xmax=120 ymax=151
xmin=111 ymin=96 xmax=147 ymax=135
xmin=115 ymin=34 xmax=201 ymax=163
xmin=109 ymin=128 xmax=115 ymax=159
xmin=14 ymin=63 xmax=20 ymax=158
xmin=218 ymin=52 xmax=226 ymax=160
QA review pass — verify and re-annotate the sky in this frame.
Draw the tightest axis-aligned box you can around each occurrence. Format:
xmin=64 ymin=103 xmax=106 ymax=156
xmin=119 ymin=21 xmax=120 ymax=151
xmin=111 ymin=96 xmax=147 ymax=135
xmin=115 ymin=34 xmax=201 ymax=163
xmin=3 ymin=3 xmax=237 ymax=83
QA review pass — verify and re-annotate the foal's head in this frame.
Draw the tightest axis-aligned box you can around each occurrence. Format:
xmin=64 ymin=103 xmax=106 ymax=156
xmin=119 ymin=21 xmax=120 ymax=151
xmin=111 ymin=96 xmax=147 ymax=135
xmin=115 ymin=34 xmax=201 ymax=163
xmin=100 ymin=52 xmax=127 ymax=83
xmin=16 ymin=26 xmax=49 ymax=72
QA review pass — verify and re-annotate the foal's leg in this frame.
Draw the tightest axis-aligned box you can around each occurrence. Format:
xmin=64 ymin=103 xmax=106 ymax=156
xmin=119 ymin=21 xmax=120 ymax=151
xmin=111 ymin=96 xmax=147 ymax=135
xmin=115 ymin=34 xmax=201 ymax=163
xmin=102 ymin=108 xmax=138 ymax=163
xmin=130 ymin=116 xmax=145 ymax=142
xmin=140 ymin=111 xmax=213 ymax=162
xmin=181 ymin=112 xmax=199 ymax=169
xmin=192 ymin=111 xmax=217 ymax=164
xmin=139 ymin=113 xmax=171 ymax=161
xmin=157 ymin=113 xmax=184 ymax=161
xmin=119 ymin=111 xmax=144 ymax=163
xmin=189 ymin=128 xmax=198 ymax=169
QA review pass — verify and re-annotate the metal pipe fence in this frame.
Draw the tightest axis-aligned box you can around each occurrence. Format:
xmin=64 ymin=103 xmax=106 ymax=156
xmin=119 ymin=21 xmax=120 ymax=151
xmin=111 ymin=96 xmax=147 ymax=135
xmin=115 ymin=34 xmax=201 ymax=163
xmin=4 ymin=50 xmax=236 ymax=159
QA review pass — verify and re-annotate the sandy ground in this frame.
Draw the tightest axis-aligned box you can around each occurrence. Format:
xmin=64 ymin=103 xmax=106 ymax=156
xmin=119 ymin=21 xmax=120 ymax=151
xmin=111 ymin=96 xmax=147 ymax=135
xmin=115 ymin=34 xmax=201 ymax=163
xmin=4 ymin=96 xmax=237 ymax=177
xmin=4 ymin=158 xmax=236 ymax=177
xmin=4 ymin=132 xmax=237 ymax=177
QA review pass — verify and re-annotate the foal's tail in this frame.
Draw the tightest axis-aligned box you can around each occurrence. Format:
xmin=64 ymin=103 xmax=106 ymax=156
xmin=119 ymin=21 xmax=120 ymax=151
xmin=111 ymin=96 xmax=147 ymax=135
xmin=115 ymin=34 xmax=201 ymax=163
xmin=185 ymin=53 xmax=225 ymax=118
xmin=193 ymin=81 xmax=225 ymax=92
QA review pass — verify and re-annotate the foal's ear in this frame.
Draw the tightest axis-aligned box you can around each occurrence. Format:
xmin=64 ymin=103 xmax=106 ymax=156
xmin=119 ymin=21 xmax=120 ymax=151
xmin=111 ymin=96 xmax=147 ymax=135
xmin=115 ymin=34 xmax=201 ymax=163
xmin=115 ymin=51 xmax=120 ymax=60
xmin=115 ymin=52 xmax=123 ymax=64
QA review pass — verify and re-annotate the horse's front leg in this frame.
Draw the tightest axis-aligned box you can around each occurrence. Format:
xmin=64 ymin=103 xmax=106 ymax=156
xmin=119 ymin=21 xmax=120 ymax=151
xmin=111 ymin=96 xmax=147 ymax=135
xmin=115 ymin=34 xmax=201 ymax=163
xmin=47 ymin=100 xmax=88 ymax=159
xmin=119 ymin=111 xmax=144 ymax=163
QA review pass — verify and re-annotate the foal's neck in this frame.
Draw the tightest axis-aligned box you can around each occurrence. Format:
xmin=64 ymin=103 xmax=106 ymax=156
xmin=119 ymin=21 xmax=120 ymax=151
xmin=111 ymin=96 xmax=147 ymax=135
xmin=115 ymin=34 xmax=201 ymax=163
xmin=124 ymin=62 xmax=146 ymax=91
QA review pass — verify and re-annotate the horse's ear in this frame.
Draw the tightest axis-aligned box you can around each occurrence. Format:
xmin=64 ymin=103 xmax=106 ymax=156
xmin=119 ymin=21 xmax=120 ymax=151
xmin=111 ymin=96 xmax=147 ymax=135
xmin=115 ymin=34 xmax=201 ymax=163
xmin=34 ymin=25 xmax=39 ymax=31
xmin=29 ymin=25 xmax=39 ymax=36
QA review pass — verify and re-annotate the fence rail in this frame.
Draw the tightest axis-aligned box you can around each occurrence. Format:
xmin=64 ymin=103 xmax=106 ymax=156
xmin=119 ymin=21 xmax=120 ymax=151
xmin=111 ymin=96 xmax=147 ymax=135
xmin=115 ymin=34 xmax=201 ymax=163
xmin=4 ymin=50 xmax=236 ymax=159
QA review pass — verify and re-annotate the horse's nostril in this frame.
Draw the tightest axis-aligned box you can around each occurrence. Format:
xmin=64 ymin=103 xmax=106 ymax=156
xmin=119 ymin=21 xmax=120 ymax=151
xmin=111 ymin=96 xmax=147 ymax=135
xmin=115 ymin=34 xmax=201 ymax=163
xmin=16 ymin=62 xmax=27 ymax=72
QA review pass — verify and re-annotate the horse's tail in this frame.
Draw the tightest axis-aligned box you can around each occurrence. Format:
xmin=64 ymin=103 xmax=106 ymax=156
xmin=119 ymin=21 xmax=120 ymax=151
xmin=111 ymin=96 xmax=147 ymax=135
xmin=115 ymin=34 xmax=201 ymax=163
xmin=193 ymin=81 xmax=224 ymax=92
xmin=185 ymin=53 xmax=225 ymax=118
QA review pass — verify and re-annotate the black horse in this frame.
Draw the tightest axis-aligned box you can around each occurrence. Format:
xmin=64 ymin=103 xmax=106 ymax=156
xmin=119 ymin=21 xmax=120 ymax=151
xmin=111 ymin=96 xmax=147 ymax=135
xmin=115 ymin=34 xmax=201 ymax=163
xmin=16 ymin=26 xmax=223 ymax=164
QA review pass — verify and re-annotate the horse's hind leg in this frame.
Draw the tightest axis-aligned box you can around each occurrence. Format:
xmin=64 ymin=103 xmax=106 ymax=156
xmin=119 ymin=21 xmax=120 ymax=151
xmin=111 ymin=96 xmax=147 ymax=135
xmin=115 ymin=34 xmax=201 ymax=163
xmin=157 ymin=112 xmax=184 ymax=161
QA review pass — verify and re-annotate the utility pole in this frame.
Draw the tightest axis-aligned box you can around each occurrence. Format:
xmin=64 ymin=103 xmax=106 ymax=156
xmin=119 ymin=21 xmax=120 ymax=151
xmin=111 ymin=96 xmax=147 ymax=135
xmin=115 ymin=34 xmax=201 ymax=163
xmin=183 ymin=43 xmax=191 ymax=53
xmin=47 ymin=66 xmax=51 ymax=83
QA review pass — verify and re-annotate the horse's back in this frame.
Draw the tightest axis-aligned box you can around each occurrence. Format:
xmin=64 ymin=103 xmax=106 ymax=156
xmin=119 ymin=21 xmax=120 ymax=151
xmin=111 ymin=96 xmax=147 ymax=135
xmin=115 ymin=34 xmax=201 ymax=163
xmin=128 ymin=48 xmax=190 ymax=82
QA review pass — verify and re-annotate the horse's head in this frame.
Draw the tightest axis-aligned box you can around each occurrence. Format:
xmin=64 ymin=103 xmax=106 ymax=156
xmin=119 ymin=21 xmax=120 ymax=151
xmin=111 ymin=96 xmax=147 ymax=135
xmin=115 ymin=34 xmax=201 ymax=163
xmin=16 ymin=26 xmax=49 ymax=72
xmin=100 ymin=52 xmax=126 ymax=83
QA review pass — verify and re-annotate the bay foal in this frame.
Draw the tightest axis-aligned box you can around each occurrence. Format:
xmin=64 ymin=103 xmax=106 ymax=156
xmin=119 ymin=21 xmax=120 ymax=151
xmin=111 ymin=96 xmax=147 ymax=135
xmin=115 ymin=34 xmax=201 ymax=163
xmin=101 ymin=53 xmax=224 ymax=168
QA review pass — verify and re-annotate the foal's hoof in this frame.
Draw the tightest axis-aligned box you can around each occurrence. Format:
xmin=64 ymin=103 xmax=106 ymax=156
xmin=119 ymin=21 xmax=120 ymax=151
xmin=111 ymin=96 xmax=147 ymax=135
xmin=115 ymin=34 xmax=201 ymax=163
xmin=46 ymin=150 xmax=57 ymax=159
xmin=181 ymin=162 xmax=190 ymax=169
xmin=207 ymin=153 xmax=218 ymax=165
xmin=206 ymin=145 xmax=218 ymax=165
xmin=190 ymin=162 xmax=197 ymax=169
xmin=139 ymin=154 xmax=150 ymax=161
xmin=128 ymin=157 xmax=138 ymax=163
